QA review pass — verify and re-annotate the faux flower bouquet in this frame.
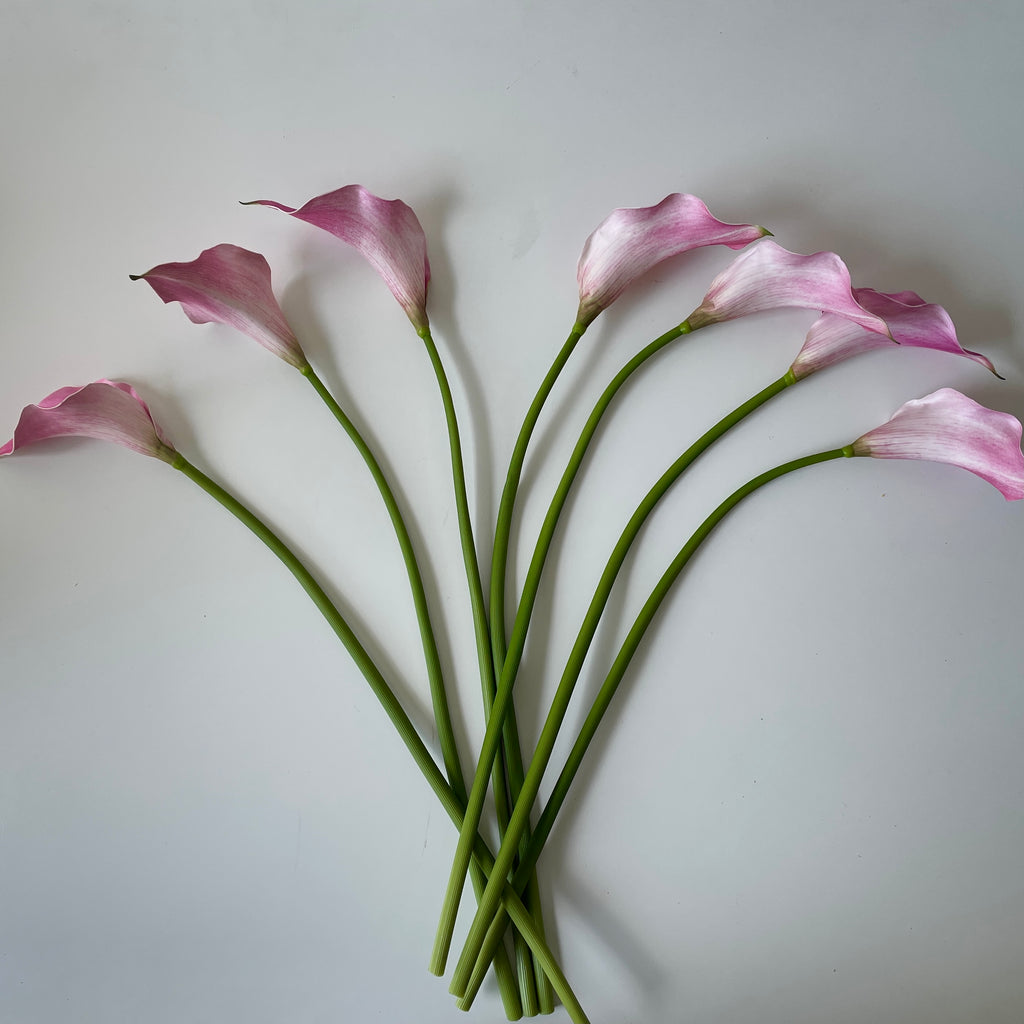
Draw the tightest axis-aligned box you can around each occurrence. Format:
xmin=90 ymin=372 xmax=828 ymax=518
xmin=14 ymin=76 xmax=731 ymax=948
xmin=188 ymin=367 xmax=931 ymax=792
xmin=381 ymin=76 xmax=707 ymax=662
xmin=4 ymin=185 xmax=1022 ymax=1022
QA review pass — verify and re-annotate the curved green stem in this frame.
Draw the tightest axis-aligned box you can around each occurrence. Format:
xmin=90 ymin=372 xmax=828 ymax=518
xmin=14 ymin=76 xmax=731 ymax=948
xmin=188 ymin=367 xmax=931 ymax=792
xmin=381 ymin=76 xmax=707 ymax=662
xmin=454 ymin=370 xmax=792 ymax=1002
xmin=490 ymin=322 xmax=586 ymax=667
xmin=301 ymin=364 xmax=462 ymax=800
xmin=417 ymin=327 xmax=537 ymax=998
xmin=416 ymin=328 xmax=496 ymax=780
xmin=451 ymin=444 xmax=851 ymax=998
xmin=170 ymin=455 xmax=588 ymax=1022
xmin=435 ymin=320 xmax=693 ymax=981
xmin=299 ymin=365 xmax=522 ymax=1017
xmin=497 ymin=322 xmax=692 ymax=751
xmin=488 ymin=322 xmax=587 ymax=1017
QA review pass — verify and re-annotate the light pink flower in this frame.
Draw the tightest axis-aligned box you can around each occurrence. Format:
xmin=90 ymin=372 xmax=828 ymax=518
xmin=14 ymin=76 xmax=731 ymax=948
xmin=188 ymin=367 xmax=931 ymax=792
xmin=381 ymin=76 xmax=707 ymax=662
xmin=1 ymin=381 xmax=177 ymax=463
xmin=246 ymin=185 xmax=430 ymax=333
xmin=686 ymin=240 xmax=891 ymax=335
xmin=791 ymin=288 xmax=999 ymax=379
xmin=131 ymin=244 xmax=306 ymax=368
xmin=575 ymin=194 xmax=768 ymax=327
xmin=852 ymin=388 xmax=1024 ymax=500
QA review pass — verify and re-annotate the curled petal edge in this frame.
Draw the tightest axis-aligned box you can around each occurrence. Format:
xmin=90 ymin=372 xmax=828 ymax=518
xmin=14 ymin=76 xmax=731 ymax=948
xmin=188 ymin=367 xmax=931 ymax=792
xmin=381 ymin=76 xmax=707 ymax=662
xmin=686 ymin=240 xmax=892 ymax=337
xmin=852 ymin=388 xmax=1024 ymax=500
xmin=792 ymin=287 xmax=999 ymax=379
xmin=576 ymin=193 xmax=769 ymax=327
xmin=1 ymin=380 xmax=177 ymax=463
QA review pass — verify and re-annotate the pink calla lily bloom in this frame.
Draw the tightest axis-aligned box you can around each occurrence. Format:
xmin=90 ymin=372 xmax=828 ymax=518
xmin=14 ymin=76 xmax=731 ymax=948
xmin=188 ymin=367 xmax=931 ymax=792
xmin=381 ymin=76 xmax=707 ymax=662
xmin=852 ymin=388 xmax=1024 ymax=500
xmin=686 ymin=240 xmax=892 ymax=336
xmin=575 ymin=194 xmax=769 ymax=327
xmin=791 ymin=288 xmax=999 ymax=379
xmin=1 ymin=381 xmax=177 ymax=463
xmin=131 ymin=244 xmax=306 ymax=369
xmin=246 ymin=185 xmax=430 ymax=333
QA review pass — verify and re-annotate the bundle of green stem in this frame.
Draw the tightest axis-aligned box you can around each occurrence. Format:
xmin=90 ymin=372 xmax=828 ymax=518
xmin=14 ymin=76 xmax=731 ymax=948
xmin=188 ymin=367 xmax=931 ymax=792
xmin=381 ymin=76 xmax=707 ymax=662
xmin=181 ymin=312 xmax=844 ymax=1023
xmin=96 ymin=188 xmax=1007 ymax=1022
xmin=430 ymin=316 xmax=824 ymax=1011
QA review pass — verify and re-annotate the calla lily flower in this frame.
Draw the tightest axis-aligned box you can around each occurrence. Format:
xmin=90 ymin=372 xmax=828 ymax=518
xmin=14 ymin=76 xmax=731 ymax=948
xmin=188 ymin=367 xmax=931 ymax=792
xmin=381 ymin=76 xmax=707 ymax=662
xmin=575 ymin=193 xmax=769 ymax=328
xmin=1 ymin=380 xmax=177 ymax=463
xmin=791 ymin=288 xmax=999 ymax=379
xmin=245 ymin=185 xmax=430 ymax=333
xmin=852 ymin=388 xmax=1024 ymax=500
xmin=686 ymin=240 xmax=892 ymax=336
xmin=131 ymin=244 xmax=307 ymax=369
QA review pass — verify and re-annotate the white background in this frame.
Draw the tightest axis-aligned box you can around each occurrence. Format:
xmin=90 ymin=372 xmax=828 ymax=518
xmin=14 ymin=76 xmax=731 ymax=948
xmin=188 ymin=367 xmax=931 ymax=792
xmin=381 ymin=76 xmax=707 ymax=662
xmin=2 ymin=2 xmax=1022 ymax=1022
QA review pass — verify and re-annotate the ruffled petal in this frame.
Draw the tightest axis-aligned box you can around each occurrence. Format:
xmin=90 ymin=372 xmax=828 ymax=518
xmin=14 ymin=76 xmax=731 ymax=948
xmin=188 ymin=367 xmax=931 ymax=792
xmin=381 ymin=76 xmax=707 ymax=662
xmin=791 ymin=287 xmax=999 ymax=379
xmin=131 ymin=244 xmax=306 ymax=368
xmin=246 ymin=185 xmax=430 ymax=332
xmin=852 ymin=388 xmax=1024 ymax=500
xmin=1 ymin=381 xmax=177 ymax=463
xmin=575 ymin=194 xmax=768 ymax=327
xmin=686 ymin=240 xmax=891 ymax=335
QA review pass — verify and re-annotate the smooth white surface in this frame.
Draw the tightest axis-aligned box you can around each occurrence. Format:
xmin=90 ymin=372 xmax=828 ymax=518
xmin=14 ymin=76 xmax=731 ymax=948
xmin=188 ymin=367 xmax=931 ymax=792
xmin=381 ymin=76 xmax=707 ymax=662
xmin=2 ymin=2 xmax=1022 ymax=1021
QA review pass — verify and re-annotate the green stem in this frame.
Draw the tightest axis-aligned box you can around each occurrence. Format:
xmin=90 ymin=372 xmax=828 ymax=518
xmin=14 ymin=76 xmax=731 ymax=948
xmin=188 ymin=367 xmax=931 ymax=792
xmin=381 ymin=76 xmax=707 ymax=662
xmin=497 ymin=322 xmax=692 ymax=759
xmin=417 ymin=327 xmax=538 ymax=997
xmin=170 ymin=455 xmax=588 ymax=1022
xmin=489 ymin=322 xmax=587 ymax=1015
xmin=490 ymin=322 xmax=586 ymax=668
xmin=301 ymin=365 xmax=462 ymax=802
xmin=451 ymin=444 xmax=851 ymax=998
xmin=299 ymin=365 xmax=522 ymax=1017
xmin=435 ymin=320 xmax=692 ymax=982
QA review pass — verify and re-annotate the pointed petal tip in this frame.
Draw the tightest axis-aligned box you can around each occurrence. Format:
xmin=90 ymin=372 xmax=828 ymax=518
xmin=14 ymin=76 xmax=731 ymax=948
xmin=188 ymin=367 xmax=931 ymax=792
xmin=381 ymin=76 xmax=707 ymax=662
xmin=241 ymin=198 xmax=297 ymax=213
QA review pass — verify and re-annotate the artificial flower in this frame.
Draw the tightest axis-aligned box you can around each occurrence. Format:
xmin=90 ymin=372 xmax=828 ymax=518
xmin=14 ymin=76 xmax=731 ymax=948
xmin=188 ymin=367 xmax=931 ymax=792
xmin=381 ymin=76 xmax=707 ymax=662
xmin=1 ymin=381 xmax=177 ymax=463
xmin=791 ymin=288 xmax=999 ymax=379
xmin=686 ymin=240 xmax=892 ymax=335
xmin=246 ymin=184 xmax=430 ymax=332
xmin=131 ymin=244 xmax=306 ymax=368
xmin=852 ymin=388 xmax=1024 ymax=499
xmin=575 ymin=193 xmax=768 ymax=327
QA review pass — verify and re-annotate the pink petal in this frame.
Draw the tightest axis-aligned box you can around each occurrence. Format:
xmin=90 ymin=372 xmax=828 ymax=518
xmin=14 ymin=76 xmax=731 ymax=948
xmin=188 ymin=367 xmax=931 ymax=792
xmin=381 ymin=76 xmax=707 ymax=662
xmin=686 ymin=240 xmax=891 ymax=335
xmin=246 ymin=185 xmax=430 ymax=333
xmin=1 ymin=381 xmax=177 ymax=463
xmin=575 ymin=194 xmax=768 ymax=327
xmin=852 ymin=389 xmax=1024 ymax=500
xmin=131 ymin=244 xmax=306 ymax=368
xmin=792 ymin=287 xmax=999 ymax=379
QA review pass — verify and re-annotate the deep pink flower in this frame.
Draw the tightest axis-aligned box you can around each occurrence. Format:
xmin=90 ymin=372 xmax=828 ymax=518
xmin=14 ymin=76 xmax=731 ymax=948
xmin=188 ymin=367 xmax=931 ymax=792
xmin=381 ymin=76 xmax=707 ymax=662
xmin=853 ymin=389 xmax=1024 ymax=500
xmin=575 ymin=193 xmax=768 ymax=327
xmin=1 ymin=381 xmax=177 ymax=463
xmin=131 ymin=244 xmax=306 ymax=368
xmin=686 ymin=240 xmax=891 ymax=335
xmin=791 ymin=288 xmax=999 ymax=379
xmin=246 ymin=185 xmax=430 ymax=333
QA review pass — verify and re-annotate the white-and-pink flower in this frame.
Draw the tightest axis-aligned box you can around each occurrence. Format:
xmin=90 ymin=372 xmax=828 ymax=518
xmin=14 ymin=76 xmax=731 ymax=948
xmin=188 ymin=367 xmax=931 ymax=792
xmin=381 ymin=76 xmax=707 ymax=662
xmin=854 ymin=389 xmax=1024 ymax=500
xmin=791 ymin=288 xmax=999 ymax=379
xmin=686 ymin=240 xmax=892 ymax=335
xmin=575 ymin=193 xmax=767 ymax=327
xmin=247 ymin=184 xmax=430 ymax=333
xmin=1 ymin=381 xmax=177 ymax=463
xmin=132 ymin=244 xmax=306 ymax=368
